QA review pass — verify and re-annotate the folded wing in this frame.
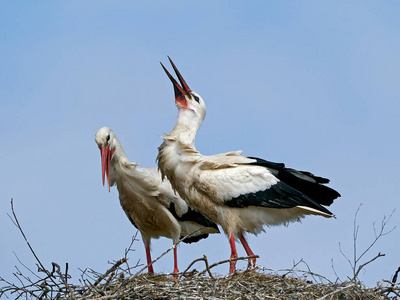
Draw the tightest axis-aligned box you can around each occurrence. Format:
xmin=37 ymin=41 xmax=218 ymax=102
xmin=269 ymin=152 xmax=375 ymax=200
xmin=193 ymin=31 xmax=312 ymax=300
xmin=195 ymin=155 xmax=340 ymax=216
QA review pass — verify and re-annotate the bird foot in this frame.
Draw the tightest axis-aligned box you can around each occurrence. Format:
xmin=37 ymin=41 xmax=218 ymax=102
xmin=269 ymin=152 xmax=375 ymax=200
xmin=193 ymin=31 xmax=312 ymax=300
xmin=172 ymin=268 xmax=179 ymax=279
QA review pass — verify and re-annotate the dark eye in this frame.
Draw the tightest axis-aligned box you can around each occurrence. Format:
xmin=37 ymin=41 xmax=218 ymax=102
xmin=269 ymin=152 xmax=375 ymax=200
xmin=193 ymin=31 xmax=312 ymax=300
xmin=106 ymin=134 xmax=110 ymax=143
xmin=194 ymin=95 xmax=200 ymax=103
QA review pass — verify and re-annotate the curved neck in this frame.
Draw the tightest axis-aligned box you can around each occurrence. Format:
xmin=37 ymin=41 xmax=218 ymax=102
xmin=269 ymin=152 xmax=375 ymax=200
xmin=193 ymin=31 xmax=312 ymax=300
xmin=169 ymin=109 xmax=203 ymax=147
xmin=111 ymin=136 xmax=130 ymax=165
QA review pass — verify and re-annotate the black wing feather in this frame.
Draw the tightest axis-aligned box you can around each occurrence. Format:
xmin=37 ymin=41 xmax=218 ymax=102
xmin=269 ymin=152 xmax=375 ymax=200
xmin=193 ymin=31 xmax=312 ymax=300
xmin=224 ymin=156 xmax=340 ymax=215
xmin=225 ymin=181 xmax=334 ymax=215
xmin=248 ymin=157 xmax=340 ymax=206
xmin=168 ymin=202 xmax=220 ymax=244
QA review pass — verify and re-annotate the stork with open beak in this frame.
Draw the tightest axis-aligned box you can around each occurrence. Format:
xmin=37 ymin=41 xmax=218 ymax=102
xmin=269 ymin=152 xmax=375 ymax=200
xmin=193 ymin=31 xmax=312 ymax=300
xmin=157 ymin=58 xmax=341 ymax=274
xmin=95 ymin=127 xmax=219 ymax=277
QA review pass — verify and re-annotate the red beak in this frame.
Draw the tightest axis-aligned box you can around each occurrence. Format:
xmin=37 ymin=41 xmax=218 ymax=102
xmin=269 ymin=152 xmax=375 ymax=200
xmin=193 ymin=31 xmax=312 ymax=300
xmin=160 ymin=57 xmax=191 ymax=109
xmin=100 ymin=146 xmax=111 ymax=192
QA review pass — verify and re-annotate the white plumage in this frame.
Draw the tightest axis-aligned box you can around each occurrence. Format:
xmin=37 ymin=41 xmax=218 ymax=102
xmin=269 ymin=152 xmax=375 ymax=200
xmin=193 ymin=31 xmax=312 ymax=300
xmin=157 ymin=58 xmax=340 ymax=273
xmin=95 ymin=127 xmax=219 ymax=276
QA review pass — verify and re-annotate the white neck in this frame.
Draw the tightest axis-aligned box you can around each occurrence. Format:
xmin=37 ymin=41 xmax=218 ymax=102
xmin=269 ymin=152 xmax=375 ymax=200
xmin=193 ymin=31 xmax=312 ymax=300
xmin=168 ymin=108 xmax=203 ymax=147
xmin=109 ymin=137 xmax=141 ymax=187
xmin=111 ymin=136 xmax=130 ymax=166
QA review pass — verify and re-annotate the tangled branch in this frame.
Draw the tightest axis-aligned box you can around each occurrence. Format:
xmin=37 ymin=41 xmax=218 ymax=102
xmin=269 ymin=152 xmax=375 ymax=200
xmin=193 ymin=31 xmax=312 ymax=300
xmin=2 ymin=199 xmax=399 ymax=299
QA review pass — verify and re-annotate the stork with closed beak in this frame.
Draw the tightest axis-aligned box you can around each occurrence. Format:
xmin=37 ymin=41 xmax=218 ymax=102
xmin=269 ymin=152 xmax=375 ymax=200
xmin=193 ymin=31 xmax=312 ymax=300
xmin=157 ymin=58 xmax=341 ymax=274
xmin=95 ymin=127 xmax=219 ymax=277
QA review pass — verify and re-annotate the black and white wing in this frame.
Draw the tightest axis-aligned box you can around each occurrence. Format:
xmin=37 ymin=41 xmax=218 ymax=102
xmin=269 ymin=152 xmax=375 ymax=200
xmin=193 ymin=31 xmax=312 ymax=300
xmin=196 ymin=155 xmax=340 ymax=217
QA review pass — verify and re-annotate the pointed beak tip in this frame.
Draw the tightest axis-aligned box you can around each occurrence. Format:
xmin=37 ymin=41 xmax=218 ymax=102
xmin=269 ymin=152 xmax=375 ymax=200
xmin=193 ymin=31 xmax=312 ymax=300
xmin=161 ymin=58 xmax=191 ymax=101
xmin=169 ymin=58 xmax=191 ymax=94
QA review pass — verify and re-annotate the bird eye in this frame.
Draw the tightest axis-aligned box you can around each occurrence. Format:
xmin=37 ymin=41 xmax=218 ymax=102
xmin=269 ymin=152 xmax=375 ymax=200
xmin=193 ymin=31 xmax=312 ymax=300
xmin=106 ymin=134 xmax=110 ymax=143
xmin=190 ymin=93 xmax=200 ymax=103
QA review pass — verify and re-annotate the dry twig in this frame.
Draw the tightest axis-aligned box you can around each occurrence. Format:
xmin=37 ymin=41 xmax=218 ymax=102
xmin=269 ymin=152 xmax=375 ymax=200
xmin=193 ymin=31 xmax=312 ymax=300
xmin=337 ymin=204 xmax=396 ymax=282
xmin=2 ymin=199 xmax=399 ymax=299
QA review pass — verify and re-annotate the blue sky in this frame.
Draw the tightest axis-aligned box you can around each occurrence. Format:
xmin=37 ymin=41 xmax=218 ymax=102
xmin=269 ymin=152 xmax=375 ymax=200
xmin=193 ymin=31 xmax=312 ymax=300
xmin=1 ymin=1 xmax=399 ymax=287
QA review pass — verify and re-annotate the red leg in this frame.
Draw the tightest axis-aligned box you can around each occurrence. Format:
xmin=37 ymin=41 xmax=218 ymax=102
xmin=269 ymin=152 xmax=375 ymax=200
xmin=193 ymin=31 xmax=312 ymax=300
xmin=145 ymin=244 xmax=154 ymax=274
xmin=229 ymin=233 xmax=238 ymax=274
xmin=239 ymin=234 xmax=256 ymax=268
xmin=172 ymin=245 xmax=179 ymax=279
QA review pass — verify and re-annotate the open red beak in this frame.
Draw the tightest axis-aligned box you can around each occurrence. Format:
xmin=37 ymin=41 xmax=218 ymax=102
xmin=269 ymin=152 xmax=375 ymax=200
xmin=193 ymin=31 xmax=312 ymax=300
xmin=160 ymin=57 xmax=191 ymax=109
xmin=100 ymin=146 xmax=111 ymax=192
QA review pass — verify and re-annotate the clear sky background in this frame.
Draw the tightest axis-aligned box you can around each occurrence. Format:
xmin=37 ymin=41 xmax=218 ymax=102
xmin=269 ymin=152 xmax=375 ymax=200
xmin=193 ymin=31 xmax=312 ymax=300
xmin=1 ymin=1 xmax=399 ymax=288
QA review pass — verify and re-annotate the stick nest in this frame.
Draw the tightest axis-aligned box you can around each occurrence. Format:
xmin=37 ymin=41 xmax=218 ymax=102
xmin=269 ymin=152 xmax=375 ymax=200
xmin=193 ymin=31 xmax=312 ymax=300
xmin=2 ymin=200 xmax=399 ymax=299
xmin=2 ymin=259 xmax=395 ymax=300
xmin=80 ymin=269 xmax=384 ymax=300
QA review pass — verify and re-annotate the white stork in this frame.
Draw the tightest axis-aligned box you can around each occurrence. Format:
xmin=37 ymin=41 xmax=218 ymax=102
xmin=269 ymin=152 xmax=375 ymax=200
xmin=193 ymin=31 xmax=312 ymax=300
xmin=95 ymin=127 xmax=219 ymax=277
xmin=157 ymin=58 xmax=341 ymax=274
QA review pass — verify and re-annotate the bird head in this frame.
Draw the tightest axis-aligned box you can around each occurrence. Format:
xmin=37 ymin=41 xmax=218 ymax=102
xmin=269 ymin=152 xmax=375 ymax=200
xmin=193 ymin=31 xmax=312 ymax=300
xmin=161 ymin=57 xmax=206 ymax=127
xmin=94 ymin=127 xmax=117 ymax=192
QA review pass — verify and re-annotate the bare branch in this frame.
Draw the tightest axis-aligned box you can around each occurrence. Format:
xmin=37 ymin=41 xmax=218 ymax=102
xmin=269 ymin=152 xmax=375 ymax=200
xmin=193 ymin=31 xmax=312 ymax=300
xmin=124 ymin=231 xmax=139 ymax=276
xmin=94 ymin=258 xmax=127 ymax=286
xmin=52 ymin=262 xmax=76 ymax=299
xmin=336 ymin=204 xmax=396 ymax=282
xmin=338 ymin=242 xmax=353 ymax=272
xmin=179 ymin=255 xmax=214 ymax=279
xmin=355 ymin=210 xmax=395 ymax=268
xmin=392 ymin=266 xmax=400 ymax=284
xmin=9 ymin=199 xmax=61 ymax=290
xmin=197 ymin=255 xmax=259 ymax=276
xmin=135 ymin=227 xmax=205 ymax=276
xmin=330 ymin=258 xmax=342 ymax=283
xmin=353 ymin=252 xmax=385 ymax=281
xmin=12 ymin=252 xmax=41 ymax=280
